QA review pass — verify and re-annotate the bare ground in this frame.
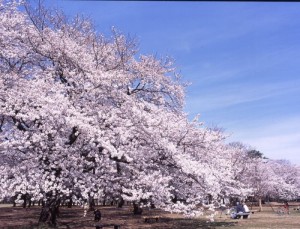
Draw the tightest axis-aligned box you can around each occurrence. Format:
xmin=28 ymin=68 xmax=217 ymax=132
xmin=0 ymin=204 xmax=300 ymax=229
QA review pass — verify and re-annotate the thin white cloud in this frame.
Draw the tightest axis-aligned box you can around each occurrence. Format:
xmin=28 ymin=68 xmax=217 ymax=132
xmin=183 ymin=44 xmax=300 ymax=88
xmin=185 ymin=78 xmax=300 ymax=113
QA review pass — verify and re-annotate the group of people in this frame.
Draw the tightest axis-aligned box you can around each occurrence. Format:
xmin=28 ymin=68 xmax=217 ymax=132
xmin=230 ymin=201 xmax=250 ymax=219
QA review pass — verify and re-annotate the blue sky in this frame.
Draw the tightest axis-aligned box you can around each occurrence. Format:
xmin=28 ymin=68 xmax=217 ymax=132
xmin=44 ymin=1 xmax=300 ymax=164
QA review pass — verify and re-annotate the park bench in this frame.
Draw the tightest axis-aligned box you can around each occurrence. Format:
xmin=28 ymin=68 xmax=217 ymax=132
xmin=143 ymin=215 xmax=161 ymax=222
xmin=236 ymin=212 xmax=250 ymax=219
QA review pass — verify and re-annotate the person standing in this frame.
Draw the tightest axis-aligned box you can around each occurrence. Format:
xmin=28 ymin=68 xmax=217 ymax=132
xmin=94 ymin=209 xmax=102 ymax=229
xmin=284 ymin=201 xmax=290 ymax=214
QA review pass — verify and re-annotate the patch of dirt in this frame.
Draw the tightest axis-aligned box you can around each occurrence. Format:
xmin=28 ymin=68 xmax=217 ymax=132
xmin=0 ymin=205 xmax=236 ymax=229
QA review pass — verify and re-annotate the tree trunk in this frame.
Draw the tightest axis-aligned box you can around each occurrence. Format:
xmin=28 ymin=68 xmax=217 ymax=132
xmin=39 ymin=206 xmax=50 ymax=224
xmin=117 ymin=197 xmax=124 ymax=208
xmin=133 ymin=202 xmax=143 ymax=215
xmin=22 ymin=194 xmax=27 ymax=208
xmin=150 ymin=202 xmax=156 ymax=209
xmin=38 ymin=198 xmax=60 ymax=227
xmin=67 ymin=197 xmax=73 ymax=208
xmin=89 ymin=198 xmax=95 ymax=211
xmin=49 ymin=201 xmax=60 ymax=227
xmin=258 ymin=198 xmax=263 ymax=212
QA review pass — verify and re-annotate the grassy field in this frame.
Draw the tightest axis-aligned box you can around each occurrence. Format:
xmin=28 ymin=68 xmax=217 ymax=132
xmin=0 ymin=204 xmax=300 ymax=228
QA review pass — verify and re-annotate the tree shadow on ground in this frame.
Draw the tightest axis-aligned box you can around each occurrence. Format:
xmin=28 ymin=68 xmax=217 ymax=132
xmin=0 ymin=206 xmax=239 ymax=229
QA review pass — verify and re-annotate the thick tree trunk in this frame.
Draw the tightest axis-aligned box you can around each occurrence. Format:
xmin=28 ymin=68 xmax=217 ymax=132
xmin=39 ymin=206 xmax=50 ymax=224
xmin=38 ymin=198 xmax=60 ymax=227
xmin=133 ymin=202 xmax=143 ymax=215
xmin=22 ymin=194 xmax=27 ymax=208
xmin=117 ymin=197 xmax=124 ymax=208
xmin=50 ymin=201 xmax=60 ymax=226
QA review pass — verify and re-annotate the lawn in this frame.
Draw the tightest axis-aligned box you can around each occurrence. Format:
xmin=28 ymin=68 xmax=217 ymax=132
xmin=0 ymin=204 xmax=300 ymax=229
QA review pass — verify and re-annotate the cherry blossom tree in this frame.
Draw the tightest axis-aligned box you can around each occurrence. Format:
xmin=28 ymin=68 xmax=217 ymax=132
xmin=266 ymin=159 xmax=299 ymax=201
xmin=219 ymin=142 xmax=254 ymax=201
xmin=1 ymin=1 xmax=298 ymax=226
xmin=218 ymin=142 xmax=299 ymax=211
xmin=0 ymin=0 xmax=237 ymax=225
xmin=229 ymin=146 xmax=299 ymax=211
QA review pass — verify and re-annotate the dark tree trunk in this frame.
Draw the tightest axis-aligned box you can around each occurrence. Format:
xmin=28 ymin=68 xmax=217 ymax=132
xmin=89 ymin=198 xmax=95 ymax=211
xmin=39 ymin=198 xmax=60 ymax=227
xmin=117 ymin=197 xmax=124 ymax=208
xmin=22 ymin=194 xmax=27 ymax=208
xmin=67 ymin=197 xmax=73 ymax=208
xmin=28 ymin=198 xmax=32 ymax=208
xmin=50 ymin=201 xmax=60 ymax=227
xmin=133 ymin=202 xmax=143 ymax=215
xmin=39 ymin=206 xmax=50 ymax=224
